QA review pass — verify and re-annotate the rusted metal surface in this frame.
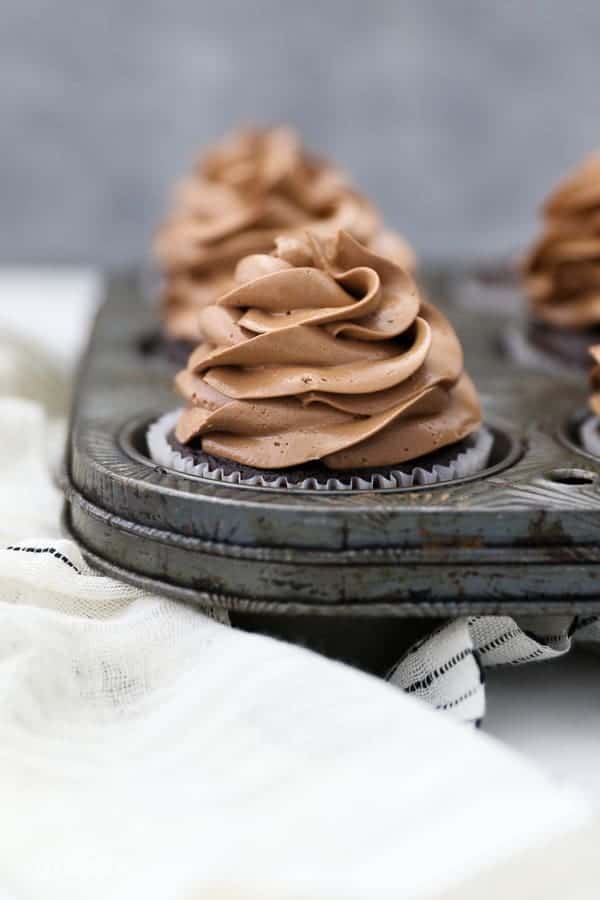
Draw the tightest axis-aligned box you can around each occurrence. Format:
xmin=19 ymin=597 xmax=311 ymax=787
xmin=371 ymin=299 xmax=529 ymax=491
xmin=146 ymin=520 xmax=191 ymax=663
xmin=62 ymin=264 xmax=600 ymax=663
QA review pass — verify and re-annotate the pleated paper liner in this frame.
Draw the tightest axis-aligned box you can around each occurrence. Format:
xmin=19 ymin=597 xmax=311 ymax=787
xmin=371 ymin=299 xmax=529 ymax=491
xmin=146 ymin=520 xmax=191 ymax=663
xmin=147 ymin=409 xmax=494 ymax=492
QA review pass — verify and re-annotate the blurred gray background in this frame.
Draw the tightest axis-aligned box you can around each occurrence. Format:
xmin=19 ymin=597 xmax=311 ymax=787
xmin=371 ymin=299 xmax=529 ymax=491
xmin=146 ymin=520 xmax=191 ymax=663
xmin=2 ymin=0 xmax=599 ymax=265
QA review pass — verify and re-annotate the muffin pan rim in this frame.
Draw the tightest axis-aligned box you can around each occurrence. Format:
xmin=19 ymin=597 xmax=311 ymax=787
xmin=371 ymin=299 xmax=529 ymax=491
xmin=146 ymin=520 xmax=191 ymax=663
xmin=63 ymin=512 xmax=600 ymax=618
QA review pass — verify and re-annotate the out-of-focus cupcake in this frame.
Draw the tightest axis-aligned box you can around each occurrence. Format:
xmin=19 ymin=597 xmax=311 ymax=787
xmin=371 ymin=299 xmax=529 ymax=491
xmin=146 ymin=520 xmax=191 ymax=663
xmin=148 ymin=230 xmax=489 ymax=491
xmin=154 ymin=126 xmax=415 ymax=353
xmin=523 ymin=154 xmax=600 ymax=367
xmin=579 ymin=345 xmax=600 ymax=455
xmin=589 ymin=346 xmax=600 ymax=414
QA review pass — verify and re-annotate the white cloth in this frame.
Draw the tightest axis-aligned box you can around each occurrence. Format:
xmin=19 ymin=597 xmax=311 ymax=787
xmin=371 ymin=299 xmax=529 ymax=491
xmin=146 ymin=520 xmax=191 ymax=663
xmin=0 ymin=533 xmax=589 ymax=900
xmin=0 ymin=271 xmax=593 ymax=899
xmin=388 ymin=613 xmax=598 ymax=724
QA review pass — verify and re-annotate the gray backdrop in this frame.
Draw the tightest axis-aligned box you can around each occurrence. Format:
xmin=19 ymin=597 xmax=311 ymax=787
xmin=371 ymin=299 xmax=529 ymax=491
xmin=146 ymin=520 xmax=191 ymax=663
xmin=2 ymin=0 xmax=600 ymax=265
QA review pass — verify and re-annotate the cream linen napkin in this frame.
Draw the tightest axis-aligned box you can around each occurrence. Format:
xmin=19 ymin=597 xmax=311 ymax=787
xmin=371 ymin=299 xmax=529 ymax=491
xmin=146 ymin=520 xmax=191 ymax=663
xmin=0 ymin=271 xmax=592 ymax=899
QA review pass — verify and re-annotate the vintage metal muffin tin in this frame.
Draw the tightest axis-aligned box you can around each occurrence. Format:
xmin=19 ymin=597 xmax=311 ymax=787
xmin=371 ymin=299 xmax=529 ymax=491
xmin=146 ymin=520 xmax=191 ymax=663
xmin=62 ymin=265 xmax=600 ymax=673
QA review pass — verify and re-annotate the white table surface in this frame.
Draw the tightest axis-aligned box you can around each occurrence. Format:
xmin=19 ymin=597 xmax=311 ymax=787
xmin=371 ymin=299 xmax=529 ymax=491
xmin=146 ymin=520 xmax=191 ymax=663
xmin=0 ymin=268 xmax=100 ymax=367
xmin=2 ymin=268 xmax=599 ymax=804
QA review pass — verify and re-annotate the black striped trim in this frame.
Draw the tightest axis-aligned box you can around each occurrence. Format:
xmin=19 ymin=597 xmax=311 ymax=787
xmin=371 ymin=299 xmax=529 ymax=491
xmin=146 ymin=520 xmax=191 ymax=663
xmin=403 ymin=646 xmax=474 ymax=694
xmin=436 ymin=682 xmax=482 ymax=711
xmin=522 ymin=628 xmax=569 ymax=648
xmin=477 ymin=626 xmax=522 ymax=655
xmin=5 ymin=545 xmax=81 ymax=574
xmin=530 ymin=633 xmax=568 ymax=646
xmin=502 ymin=646 xmax=546 ymax=666
xmin=479 ymin=626 xmax=569 ymax=661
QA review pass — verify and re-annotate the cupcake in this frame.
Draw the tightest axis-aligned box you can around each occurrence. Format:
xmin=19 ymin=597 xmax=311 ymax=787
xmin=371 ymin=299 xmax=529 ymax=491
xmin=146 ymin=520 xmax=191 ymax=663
xmin=523 ymin=154 xmax=600 ymax=367
xmin=148 ymin=230 xmax=490 ymax=491
xmin=154 ymin=126 xmax=415 ymax=353
xmin=579 ymin=345 xmax=600 ymax=455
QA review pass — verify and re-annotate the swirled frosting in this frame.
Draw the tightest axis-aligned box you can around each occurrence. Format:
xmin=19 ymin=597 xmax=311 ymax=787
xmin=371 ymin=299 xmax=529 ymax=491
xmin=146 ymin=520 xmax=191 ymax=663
xmin=173 ymin=231 xmax=480 ymax=470
xmin=589 ymin=346 xmax=600 ymax=415
xmin=524 ymin=154 xmax=600 ymax=329
xmin=156 ymin=126 xmax=415 ymax=341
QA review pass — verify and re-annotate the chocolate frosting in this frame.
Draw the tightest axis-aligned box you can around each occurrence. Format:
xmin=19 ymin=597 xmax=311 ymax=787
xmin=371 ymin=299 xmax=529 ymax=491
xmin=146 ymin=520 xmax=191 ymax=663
xmin=155 ymin=127 xmax=415 ymax=341
xmin=589 ymin=345 xmax=600 ymax=415
xmin=173 ymin=231 xmax=480 ymax=470
xmin=524 ymin=154 xmax=600 ymax=329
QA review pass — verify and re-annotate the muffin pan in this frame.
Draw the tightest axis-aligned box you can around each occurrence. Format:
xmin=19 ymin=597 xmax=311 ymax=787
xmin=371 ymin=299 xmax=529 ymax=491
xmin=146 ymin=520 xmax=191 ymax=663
xmin=61 ymin=265 xmax=600 ymax=671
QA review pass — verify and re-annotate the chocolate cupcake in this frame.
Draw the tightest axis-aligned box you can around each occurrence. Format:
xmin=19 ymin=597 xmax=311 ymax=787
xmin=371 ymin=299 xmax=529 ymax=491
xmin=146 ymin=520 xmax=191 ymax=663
xmin=154 ymin=126 xmax=415 ymax=349
xmin=579 ymin=345 xmax=600 ymax=455
xmin=148 ymin=231 xmax=490 ymax=490
xmin=523 ymin=154 xmax=600 ymax=367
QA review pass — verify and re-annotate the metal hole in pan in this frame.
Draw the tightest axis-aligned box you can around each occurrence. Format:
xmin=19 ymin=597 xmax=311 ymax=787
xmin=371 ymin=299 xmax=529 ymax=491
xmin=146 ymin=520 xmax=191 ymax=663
xmin=118 ymin=415 xmax=523 ymax=495
xmin=544 ymin=468 xmax=598 ymax=487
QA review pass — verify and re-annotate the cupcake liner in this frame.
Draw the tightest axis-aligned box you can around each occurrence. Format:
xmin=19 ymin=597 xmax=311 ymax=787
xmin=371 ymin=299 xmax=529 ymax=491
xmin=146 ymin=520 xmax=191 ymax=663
xmin=147 ymin=410 xmax=494 ymax=491
xmin=579 ymin=415 xmax=600 ymax=457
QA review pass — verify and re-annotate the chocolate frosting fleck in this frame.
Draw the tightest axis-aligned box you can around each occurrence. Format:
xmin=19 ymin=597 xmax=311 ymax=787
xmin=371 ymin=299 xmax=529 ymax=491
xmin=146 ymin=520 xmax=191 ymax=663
xmin=155 ymin=126 xmax=415 ymax=341
xmin=173 ymin=230 xmax=480 ymax=470
xmin=524 ymin=154 xmax=600 ymax=329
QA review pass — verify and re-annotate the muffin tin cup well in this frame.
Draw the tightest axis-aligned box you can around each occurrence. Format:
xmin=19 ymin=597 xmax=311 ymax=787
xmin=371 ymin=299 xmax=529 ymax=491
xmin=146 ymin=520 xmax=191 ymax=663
xmin=142 ymin=412 xmax=500 ymax=493
xmin=450 ymin=263 xmax=596 ymax=375
xmin=557 ymin=409 xmax=600 ymax=464
xmin=61 ymin=267 xmax=600 ymax=670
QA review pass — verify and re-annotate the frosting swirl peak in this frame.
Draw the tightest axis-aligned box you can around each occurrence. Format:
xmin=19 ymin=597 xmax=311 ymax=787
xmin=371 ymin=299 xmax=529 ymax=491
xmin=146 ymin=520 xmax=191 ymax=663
xmin=174 ymin=231 xmax=480 ymax=470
